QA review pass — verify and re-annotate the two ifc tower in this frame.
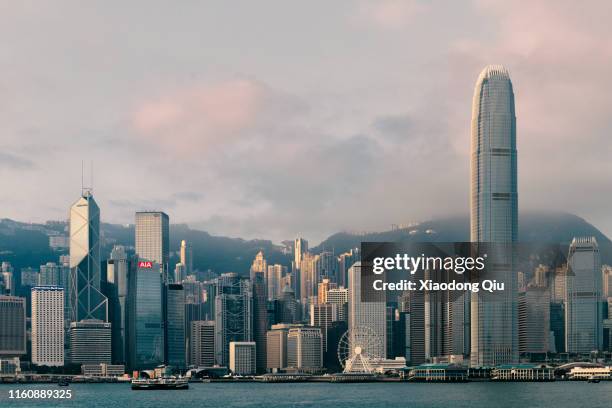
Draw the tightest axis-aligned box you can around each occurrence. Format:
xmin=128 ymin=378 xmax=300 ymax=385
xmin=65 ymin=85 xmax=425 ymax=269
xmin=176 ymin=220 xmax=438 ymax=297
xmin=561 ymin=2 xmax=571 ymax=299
xmin=470 ymin=65 xmax=519 ymax=366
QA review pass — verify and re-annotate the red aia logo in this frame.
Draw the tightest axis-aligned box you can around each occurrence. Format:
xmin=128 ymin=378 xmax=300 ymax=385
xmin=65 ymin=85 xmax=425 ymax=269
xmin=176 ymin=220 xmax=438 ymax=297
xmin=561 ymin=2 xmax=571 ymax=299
xmin=138 ymin=261 xmax=153 ymax=268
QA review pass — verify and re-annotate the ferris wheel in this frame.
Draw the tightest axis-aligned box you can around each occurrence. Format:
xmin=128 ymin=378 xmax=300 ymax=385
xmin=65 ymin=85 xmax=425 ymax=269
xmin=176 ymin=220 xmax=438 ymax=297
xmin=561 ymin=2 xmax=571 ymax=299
xmin=337 ymin=326 xmax=384 ymax=374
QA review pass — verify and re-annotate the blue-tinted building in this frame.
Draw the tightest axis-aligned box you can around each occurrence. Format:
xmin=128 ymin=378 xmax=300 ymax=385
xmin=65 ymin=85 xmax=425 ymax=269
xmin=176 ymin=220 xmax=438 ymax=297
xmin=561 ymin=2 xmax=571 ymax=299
xmin=128 ymin=261 xmax=164 ymax=370
xmin=165 ymin=283 xmax=185 ymax=369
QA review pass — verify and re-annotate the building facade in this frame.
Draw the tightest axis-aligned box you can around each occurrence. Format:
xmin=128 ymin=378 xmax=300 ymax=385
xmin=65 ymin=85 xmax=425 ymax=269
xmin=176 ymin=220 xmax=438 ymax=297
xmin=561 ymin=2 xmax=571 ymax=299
xmin=469 ymin=65 xmax=519 ymax=366
xmin=31 ymin=286 xmax=64 ymax=366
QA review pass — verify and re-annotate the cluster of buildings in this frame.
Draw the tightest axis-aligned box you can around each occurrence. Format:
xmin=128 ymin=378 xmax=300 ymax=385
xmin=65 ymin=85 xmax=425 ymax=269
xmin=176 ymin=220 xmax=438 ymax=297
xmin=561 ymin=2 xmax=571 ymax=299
xmin=1 ymin=65 xmax=612 ymax=382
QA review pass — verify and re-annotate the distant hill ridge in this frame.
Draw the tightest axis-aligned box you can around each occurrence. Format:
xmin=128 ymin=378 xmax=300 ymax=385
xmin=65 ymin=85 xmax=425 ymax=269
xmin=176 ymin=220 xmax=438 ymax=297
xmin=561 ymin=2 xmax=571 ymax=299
xmin=0 ymin=211 xmax=610 ymax=281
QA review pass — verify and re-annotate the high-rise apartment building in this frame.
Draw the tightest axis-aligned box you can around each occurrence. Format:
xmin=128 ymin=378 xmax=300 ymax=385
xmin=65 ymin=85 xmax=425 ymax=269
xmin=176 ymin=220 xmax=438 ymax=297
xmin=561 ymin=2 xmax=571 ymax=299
xmin=294 ymin=238 xmax=308 ymax=271
xmin=31 ymin=286 xmax=64 ymax=366
xmin=470 ymin=65 xmax=519 ymax=366
xmin=180 ymin=240 xmax=193 ymax=276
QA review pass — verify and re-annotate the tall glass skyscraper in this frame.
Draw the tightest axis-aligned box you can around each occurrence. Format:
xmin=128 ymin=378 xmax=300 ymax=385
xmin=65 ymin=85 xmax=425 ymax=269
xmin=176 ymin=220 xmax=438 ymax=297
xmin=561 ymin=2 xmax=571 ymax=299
xmin=470 ymin=65 xmax=518 ymax=366
xmin=565 ymin=237 xmax=602 ymax=353
xmin=165 ymin=283 xmax=186 ymax=369
xmin=69 ymin=190 xmax=107 ymax=322
xmin=128 ymin=261 xmax=164 ymax=370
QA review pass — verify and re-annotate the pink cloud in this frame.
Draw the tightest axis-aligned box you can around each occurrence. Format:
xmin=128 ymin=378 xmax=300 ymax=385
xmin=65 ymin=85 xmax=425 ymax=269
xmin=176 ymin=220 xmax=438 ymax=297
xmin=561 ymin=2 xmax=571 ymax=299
xmin=132 ymin=79 xmax=265 ymax=155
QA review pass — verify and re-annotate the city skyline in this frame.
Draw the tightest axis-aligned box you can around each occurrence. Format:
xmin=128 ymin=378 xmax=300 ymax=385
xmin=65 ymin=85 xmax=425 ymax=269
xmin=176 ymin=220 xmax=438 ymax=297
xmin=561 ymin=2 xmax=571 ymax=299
xmin=1 ymin=1 xmax=612 ymax=243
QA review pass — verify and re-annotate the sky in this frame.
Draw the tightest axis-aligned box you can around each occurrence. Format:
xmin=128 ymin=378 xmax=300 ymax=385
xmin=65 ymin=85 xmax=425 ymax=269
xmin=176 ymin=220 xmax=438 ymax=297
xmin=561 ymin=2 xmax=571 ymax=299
xmin=1 ymin=0 xmax=611 ymax=244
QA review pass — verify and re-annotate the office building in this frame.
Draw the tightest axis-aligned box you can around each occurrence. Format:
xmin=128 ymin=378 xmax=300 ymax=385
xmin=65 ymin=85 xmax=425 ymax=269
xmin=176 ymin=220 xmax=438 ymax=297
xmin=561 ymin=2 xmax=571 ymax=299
xmin=127 ymin=261 xmax=164 ymax=370
xmin=214 ymin=273 xmax=252 ymax=366
xmin=470 ymin=65 xmax=519 ymax=366
xmin=518 ymin=287 xmax=550 ymax=354
xmin=287 ymin=326 xmax=322 ymax=373
xmin=69 ymin=190 xmax=108 ymax=322
xmin=348 ymin=263 xmax=386 ymax=358
xmin=310 ymin=303 xmax=338 ymax=354
xmin=326 ymin=287 xmax=348 ymax=323
xmin=31 ymin=286 xmax=64 ymax=366
xmin=565 ymin=237 xmax=602 ymax=353
xmin=266 ymin=324 xmax=293 ymax=372
xmin=135 ymin=211 xmax=169 ymax=279
xmin=229 ymin=341 xmax=256 ymax=375
xmin=165 ymin=283 xmax=186 ymax=369
xmin=106 ymin=245 xmax=130 ymax=364
xmin=190 ymin=320 xmax=215 ymax=367
xmin=267 ymin=264 xmax=286 ymax=300
xmin=69 ymin=320 xmax=111 ymax=364
xmin=0 ymin=296 xmax=26 ymax=357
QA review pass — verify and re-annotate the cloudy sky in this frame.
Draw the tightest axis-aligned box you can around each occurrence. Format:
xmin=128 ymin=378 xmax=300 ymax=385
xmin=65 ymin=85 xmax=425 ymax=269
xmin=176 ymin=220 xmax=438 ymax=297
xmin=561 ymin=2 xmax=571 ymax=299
xmin=1 ymin=0 xmax=611 ymax=244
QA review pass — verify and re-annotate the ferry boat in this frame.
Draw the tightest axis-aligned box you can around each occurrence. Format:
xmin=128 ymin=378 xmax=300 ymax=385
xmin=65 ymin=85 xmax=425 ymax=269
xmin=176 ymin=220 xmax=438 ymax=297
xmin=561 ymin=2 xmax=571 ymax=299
xmin=131 ymin=377 xmax=189 ymax=390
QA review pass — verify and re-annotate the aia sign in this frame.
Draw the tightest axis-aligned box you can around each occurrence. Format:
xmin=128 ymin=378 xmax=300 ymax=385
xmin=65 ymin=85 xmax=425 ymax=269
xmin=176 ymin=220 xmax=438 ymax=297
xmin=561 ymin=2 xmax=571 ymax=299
xmin=138 ymin=261 xmax=153 ymax=269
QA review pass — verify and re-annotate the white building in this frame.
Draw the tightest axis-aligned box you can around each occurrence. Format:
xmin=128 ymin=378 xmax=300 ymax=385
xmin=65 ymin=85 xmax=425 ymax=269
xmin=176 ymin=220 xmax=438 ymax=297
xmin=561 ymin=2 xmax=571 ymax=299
xmin=31 ymin=286 xmax=64 ymax=366
xmin=348 ymin=263 xmax=386 ymax=358
xmin=229 ymin=342 xmax=256 ymax=375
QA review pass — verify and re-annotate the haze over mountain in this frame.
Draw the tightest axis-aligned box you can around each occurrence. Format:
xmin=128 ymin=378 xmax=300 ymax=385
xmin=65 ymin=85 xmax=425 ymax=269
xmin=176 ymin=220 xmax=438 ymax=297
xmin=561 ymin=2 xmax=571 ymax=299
xmin=0 ymin=211 xmax=610 ymax=289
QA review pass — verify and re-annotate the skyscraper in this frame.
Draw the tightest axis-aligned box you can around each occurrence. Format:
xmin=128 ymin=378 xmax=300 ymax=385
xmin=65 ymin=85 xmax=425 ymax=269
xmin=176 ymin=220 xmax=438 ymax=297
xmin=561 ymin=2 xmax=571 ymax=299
xmin=127 ymin=261 xmax=164 ymax=370
xmin=214 ymin=273 xmax=252 ymax=366
xmin=267 ymin=264 xmax=286 ymax=300
xmin=287 ymin=326 xmax=322 ymax=373
xmin=565 ymin=237 xmax=602 ymax=353
xmin=165 ymin=283 xmax=186 ymax=369
xmin=470 ymin=65 xmax=519 ymax=366
xmin=69 ymin=190 xmax=107 ymax=323
xmin=294 ymin=238 xmax=308 ymax=271
xmin=0 ymin=296 xmax=26 ymax=357
xmin=348 ymin=263 xmax=386 ymax=359
xmin=31 ymin=286 xmax=64 ymax=366
xmin=135 ymin=211 xmax=169 ymax=280
xmin=106 ymin=245 xmax=130 ymax=364
xmin=69 ymin=320 xmax=111 ymax=364
xmin=180 ymin=240 xmax=193 ymax=276
xmin=190 ymin=320 xmax=215 ymax=367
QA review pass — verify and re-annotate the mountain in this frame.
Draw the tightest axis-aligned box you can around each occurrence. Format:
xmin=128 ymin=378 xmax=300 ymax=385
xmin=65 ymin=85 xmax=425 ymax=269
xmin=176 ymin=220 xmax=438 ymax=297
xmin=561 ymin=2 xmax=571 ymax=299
xmin=1 ymin=211 xmax=610 ymax=287
xmin=313 ymin=211 xmax=612 ymax=265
